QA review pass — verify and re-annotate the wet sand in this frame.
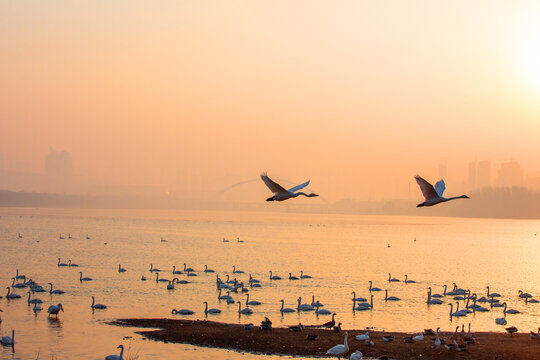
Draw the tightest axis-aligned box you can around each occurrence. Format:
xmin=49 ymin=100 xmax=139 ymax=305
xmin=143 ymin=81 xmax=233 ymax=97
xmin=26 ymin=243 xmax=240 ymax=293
xmin=110 ymin=318 xmax=540 ymax=359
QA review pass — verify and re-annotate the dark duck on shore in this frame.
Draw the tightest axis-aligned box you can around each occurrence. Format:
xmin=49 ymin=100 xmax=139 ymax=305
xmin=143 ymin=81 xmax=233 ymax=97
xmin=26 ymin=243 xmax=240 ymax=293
xmin=289 ymin=323 xmax=304 ymax=332
xmin=333 ymin=322 xmax=342 ymax=333
xmin=260 ymin=317 xmax=272 ymax=330
xmin=321 ymin=313 xmax=336 ymax=328
xmin=506 ymin=326 xmax=518 ymax=336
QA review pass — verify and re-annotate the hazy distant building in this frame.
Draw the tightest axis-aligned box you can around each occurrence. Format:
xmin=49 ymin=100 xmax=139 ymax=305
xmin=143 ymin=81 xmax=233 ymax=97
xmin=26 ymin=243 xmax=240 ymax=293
xmin=476 ymin=160 xmax=491 ymax=189
xmin=468 ymin=162 xmax=476 ymax=191
xmin=438 ymin=164 xmax=447 ymax=180
xmin=495 ymin=161 xmax=524 ymax=187
xmin=45 ymin=148 xmax=72 ymax=191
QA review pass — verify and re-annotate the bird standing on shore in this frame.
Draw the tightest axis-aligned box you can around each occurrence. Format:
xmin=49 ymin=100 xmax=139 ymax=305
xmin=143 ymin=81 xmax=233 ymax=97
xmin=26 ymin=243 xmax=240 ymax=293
xmin=414 ymin=175 xmax=469 ymax=207
xmin=326 ymin=332 xmax=348 ymax=359
xmin=260 ymin=173 xmax=318 ymax=202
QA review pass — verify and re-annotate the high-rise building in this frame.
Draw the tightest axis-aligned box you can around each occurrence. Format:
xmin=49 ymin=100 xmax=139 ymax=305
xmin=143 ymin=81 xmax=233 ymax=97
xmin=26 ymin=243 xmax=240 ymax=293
xmin=45 ymin=148 xmax=72 ymax=186
xmin=495 ymin=161 xmax=523 ymax=187
xmin=477 ymin=160 xmax=491 ymax=189
xmin=468 ymin=162 xmax=476 ymax=191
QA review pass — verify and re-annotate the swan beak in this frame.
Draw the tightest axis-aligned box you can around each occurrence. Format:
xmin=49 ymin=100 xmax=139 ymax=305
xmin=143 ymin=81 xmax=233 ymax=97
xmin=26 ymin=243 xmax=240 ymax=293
xmin=464 ymin=195 xmax=470 ymax=199
xmin=416 ymin=203 xmax=425 ymax=207
xmin=266 ymin=197 xmax=274 ymax=202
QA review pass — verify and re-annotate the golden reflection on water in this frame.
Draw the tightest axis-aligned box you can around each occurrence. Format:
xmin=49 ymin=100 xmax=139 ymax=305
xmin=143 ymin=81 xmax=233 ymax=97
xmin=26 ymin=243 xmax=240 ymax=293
xmin=0 ymin=208 xmax=539 ymax=359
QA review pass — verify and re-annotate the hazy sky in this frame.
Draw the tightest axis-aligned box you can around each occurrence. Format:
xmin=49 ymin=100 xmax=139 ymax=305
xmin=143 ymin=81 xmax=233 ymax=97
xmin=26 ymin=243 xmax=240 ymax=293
xmin=1 ymin=1 xmax=540 ymax=199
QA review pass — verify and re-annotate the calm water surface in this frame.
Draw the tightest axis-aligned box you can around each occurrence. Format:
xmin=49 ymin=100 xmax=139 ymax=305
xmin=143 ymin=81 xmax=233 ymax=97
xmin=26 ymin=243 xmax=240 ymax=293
xmin=0 ymin=208 xmax=539 ymax=359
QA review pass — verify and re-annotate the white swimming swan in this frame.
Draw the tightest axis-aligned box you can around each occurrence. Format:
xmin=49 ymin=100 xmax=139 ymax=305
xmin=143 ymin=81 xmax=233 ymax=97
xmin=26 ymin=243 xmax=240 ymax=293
xmin=297 ymin=297 xmax=314 ymax=311
xmin=280 ymin=299 xmax=295 ymax=313
xmin=91 ymin=296 xmax=107 ymax=309
xmin=68 ymin=260 xmax=78 ymax=267
xmin=118 ymin=264 xmax=126 ymax=273
xmin=171 ymin=308 xmax=194 ymax=315
xmin=204 ymin=265 xmax=215 ymax=273
xmin=204 ymin=301 xmax=221 ymax=314
xmin=5 ymin=287 xmax=21 ymax=299
xmin=449 ymin=302 xmax=465 ymax=318
xmin=232 ymin=265 xmax=244 ymax=274
xmin=326 ymin=332 xmax=348 ymax=359
xmin=149 ymin=264 xmax=160 ymax=272
xmin=183 ymin=263 xmax=194 ymax=272
xmin=48 ymin=283 xmax=65 ymax=294
xmin=238 ymin=301 xmax=253 ymax=314
xmin=1 ymin=330 xmax=14 ymax=345
xmin=289 ymin=273 xmax=299 ymax=280
xmin=315 ymin=304 xmax=332 ymax=315
xmin=79 ymin=272 xmax=92 ymax=281
xmin=351 ymin=292 xmax=367 ymax=302
xmin=261 ymin=173 xmax=318 ymax=202
xmin=368 ymin=281 xmax=382 ymax=292
xmin=155 ymin=273 xmax=170 ymax=282
xmin=245 ymin=294 xmax=261 ymax=306
xmin=105 ymin=344 xmax=124 ymax=360
xmin=404 ymin=275 xmax=416 ymax=283
xmin=503 ymin=302 xmax=520 ymax=314
xmin=27 ymin=291 xmax=42 ymax=304
xmin=172 ymin=265 xmax=182 ymax=274
xmin=300 ymin=270 xmax=312 ymax=279
xmin=427 ymin=290 xmax=443 ymax=305
xmin=388 ymin=273 xmax=399 ymax=282
xmin=384 ymin=289 xmax=400 ymax=301
xmin=414 ymin=175 xmax=469 ymax=207
xmin=57 ymin=258 xmax=68 ymax=267
xmin=486 ymin=286 xmax=501 ymax=298
xmin=312 ymin=295 xmax=324 ymax=307
xmin=354 ymin=295 xmax=374 ymax=310
xmin=269 ymin=271 xmax=282 ymax=280
xmin=350 ymin=350 xmax=363 ymax=360
xmin=428 ymin=286 xmax=443 ymax=298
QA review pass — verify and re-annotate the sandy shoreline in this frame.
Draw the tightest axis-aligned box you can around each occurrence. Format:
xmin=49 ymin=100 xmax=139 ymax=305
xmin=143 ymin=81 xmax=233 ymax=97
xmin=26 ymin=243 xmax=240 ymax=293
xmin=110 ymin=318 xmax=540 ymax=359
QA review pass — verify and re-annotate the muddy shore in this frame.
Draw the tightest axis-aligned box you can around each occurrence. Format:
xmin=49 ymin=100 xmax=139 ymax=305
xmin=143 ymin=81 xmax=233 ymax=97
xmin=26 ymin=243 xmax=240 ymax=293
xmin=110 ymin=318 xmax=540 ymax=359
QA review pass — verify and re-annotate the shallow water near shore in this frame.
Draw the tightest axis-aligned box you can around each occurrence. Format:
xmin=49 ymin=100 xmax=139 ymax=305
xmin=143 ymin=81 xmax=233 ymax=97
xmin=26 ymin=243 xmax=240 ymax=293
xmin=0 ymin=208 xmax=539 ymax=359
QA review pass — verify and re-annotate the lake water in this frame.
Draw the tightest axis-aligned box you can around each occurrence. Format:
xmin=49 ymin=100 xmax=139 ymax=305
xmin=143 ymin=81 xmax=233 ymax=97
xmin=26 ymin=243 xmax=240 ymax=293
xmin=0 ymin=208 xmax=539 ymax=359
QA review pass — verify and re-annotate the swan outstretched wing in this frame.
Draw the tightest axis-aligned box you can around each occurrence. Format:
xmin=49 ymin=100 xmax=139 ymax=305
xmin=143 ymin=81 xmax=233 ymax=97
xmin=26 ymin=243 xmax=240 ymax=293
xmin=434 ymin=180 xmax=446 ymax=197
xmin=260 ymin=173 xmax=287 ymax=194
xmin=414 ymin=175 xmax=439 ymax=200
xmin=287 ymin=180 xmax=310 ymax=193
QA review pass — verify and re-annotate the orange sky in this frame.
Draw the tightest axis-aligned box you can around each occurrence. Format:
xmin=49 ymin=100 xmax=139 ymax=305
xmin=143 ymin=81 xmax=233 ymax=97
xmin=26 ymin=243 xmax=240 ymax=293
xmin=1 ymin=1 xmax=540 ymax=200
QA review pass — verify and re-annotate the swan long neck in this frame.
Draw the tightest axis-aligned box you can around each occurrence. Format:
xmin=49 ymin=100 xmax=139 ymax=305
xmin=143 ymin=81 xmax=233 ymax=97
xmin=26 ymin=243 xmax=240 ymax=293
xmin=92 ymin=296 xmax=95 ymax=307
xmin=6 ymin=287 xmax=10 ymax=296
xmin=280 ymin=300 xmax=284 ymax=310
xmin=28 ymin=292 xmax=31 ymax=302
xmin=119 ymin=345 xmax=124 ymax=357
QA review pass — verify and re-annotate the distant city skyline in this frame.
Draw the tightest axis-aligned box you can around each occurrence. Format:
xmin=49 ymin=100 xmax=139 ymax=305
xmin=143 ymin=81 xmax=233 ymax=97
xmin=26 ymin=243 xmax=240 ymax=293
xmin=1 ymin=149 xmax=540 ymax=201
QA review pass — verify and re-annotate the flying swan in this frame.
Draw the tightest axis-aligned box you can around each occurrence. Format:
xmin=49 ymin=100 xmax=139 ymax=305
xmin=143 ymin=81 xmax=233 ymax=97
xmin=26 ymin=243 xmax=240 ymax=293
xmin=260 ymin=173 xmax=318 ymax=201
xmin=414 ymin=175 xmax=469 ymax=207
